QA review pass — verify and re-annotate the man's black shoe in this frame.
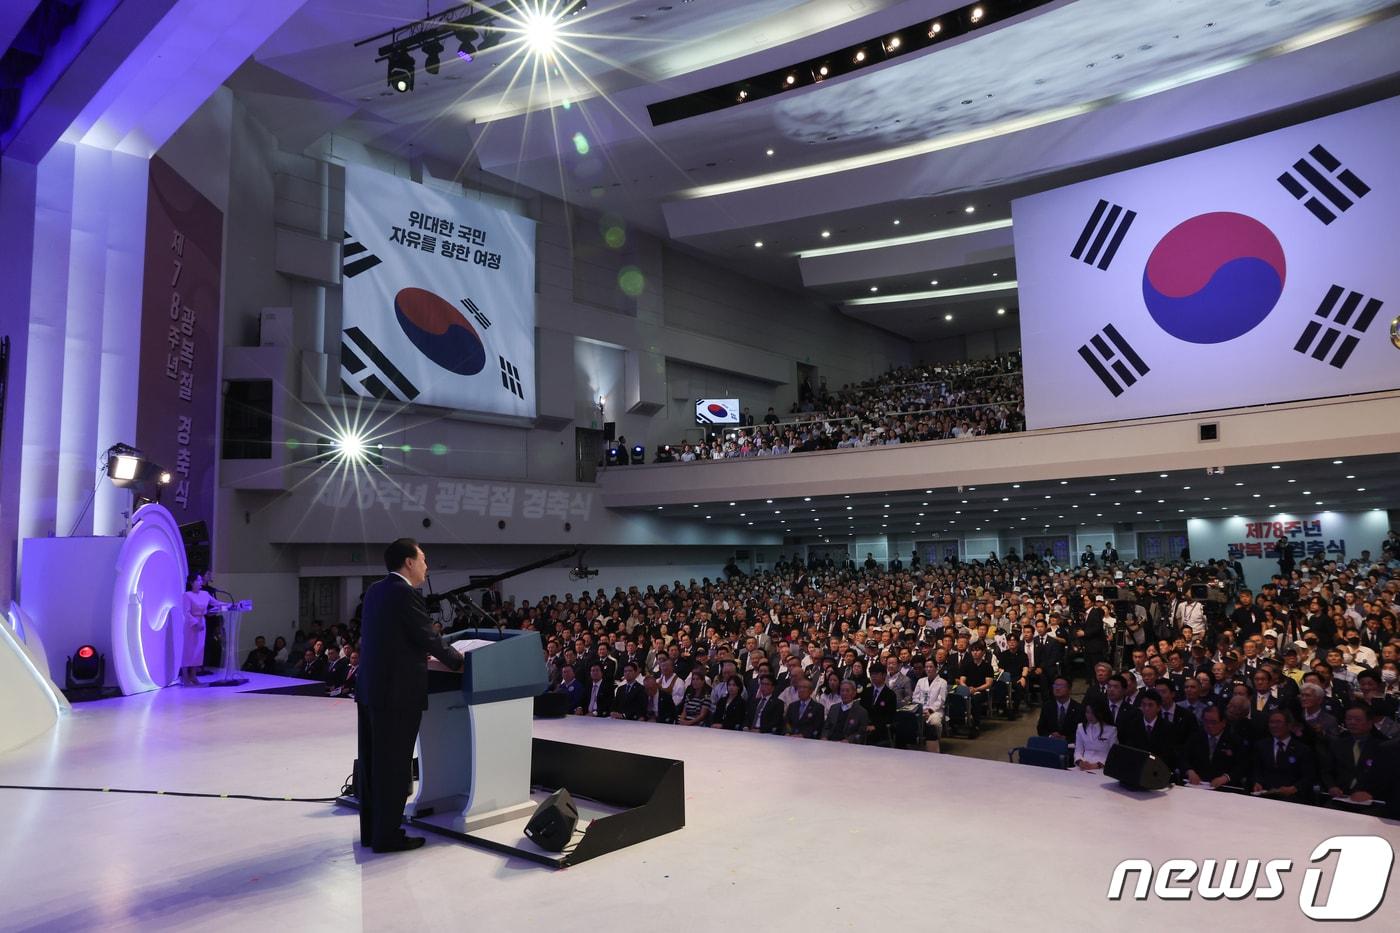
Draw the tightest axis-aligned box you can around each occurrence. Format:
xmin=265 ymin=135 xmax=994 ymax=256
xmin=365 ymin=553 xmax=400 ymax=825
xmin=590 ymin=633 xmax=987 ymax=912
xmin=372 ymin=835 xmax=426 ymax=853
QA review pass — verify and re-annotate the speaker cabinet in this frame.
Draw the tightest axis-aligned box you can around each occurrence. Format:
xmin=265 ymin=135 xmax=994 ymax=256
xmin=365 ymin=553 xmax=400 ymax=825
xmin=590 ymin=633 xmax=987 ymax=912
xmin=524 ymin=788 xmax=579 ymax=852
xmin=1104 ymin=744 xmax=1171 ymax=791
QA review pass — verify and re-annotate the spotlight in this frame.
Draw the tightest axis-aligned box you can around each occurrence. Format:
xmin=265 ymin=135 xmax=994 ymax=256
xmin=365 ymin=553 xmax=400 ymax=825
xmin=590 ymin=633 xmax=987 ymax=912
xmin=737 ymin=88 xmax=748 ymax=101
xmin=885 ymin=35 xmax=901 ymax=52
xmin=332 ymin=431 xmax=369 ymax=462
xmin=785 ymin=74 xmax=796 ymax=86
xmin=971 ymin=6 xmax=985 ymax=24
xmin=524 ymin=7 xmax=562 ymax=57
xmin=109 ymin=448 xmax=142 ymax=486
xmin=387 ymin=49 xmax=414 ymax=92
xmin=631 ymin=444 xmax=645 ymax=463
xmin=456 ymin=27 xmax=479 ymax=61
xmin=817 ymin=65 xmax=829 ymax=77
xmin=66 ymin=644 xmax=104 ymax=690
xmin=929 ymin=20 xmax=943 ymax=37
xmin=422 ymin=38 xmax=444 ymax=74
xmin=158 ymin=471 xmax=172 ymax=485
xmin=854 ymin=49 xmax=866 ymax=63
xmin=605 ymin=446 xmax=622 ymax=466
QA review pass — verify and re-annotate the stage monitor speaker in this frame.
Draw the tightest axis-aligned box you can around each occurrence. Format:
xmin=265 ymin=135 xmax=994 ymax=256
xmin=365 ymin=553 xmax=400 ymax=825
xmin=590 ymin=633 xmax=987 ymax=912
xmin=1104 ymin=744 xmax=1171 ymax=791
xmin=524 ymin=788 xmax=578 ymax=852
xmin=533 ymin=691 xmax=571 ymax=718
xmin=603 ymin=421 xmax=616 ymax=441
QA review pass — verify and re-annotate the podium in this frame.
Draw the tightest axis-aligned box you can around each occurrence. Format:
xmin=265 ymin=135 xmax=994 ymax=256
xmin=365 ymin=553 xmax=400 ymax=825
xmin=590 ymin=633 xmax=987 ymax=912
xmin=410 ymin=628 xmax=548 ymax=831
xmin=208 ymin=600 xmax=253 ymax=687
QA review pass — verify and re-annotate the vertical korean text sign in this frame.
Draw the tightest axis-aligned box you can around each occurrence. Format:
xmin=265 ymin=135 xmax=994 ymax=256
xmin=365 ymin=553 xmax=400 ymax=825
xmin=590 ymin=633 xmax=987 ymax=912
xmin=135 ymin=156 xmax=222 ymax=543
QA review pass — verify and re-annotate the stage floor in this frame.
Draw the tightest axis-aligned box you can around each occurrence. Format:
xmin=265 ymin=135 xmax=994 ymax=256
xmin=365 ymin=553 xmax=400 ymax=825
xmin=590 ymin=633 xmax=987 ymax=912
xmin=2 ymin=676 xmax=1397 ymax=931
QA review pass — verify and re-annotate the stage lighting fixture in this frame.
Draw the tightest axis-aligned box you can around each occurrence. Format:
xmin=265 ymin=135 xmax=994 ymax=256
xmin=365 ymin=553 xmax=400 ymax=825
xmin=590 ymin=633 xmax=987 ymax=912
xmin=332 ymin=431 xmax=369 ymax=462
xmin=422 ymin=38 xmax=444 ymax=74
xmin=158 ymin=470 xmax=172 ymax=485
xmin=605 ymin=446 xmax=622 ymax=466
xmin=928 ymin=20 xmax=943 ymax=37
xmin=110 ymin=451 xmax=141 ymax=485
xmin=854 ymin=49 xmax=866 ymax=63
xmin=456 ymin=27 xmax=479 ymax=61
xmin=971 ymin=5 xmax=985 ymax=24
xmin=524 ymin=7 xmax=562 ymax=57
xmin=66 ymin=644 xmax=104 ymax=690
xmin=631 ymin=444 xmax=645 ymax=463
xmin=388 ymin=49 xmax=414 ymax=92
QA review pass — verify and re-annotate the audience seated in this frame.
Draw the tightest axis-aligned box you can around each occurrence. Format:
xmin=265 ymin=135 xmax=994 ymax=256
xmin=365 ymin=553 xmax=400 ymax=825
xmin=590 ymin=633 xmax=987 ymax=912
xmin=642 ymin=352 xmax=1025 ymax=465
xmin=254 ymin=537 xmax=1400 ymax=815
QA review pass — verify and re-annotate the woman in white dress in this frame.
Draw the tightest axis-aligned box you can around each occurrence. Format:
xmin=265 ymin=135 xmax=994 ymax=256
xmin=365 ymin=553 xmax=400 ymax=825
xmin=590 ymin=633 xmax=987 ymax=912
xmin=180 ymin=573 xmax=214 ymax=686
xmin=1074 ymin=699 xmax=1118 ymax=771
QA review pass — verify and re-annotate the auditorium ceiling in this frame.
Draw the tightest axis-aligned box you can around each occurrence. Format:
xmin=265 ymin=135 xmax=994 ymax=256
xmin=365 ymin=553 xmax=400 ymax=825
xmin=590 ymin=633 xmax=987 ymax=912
xmin=242 ymin=0 xmax=1400 ymax=340
xmin=620 ymin=454 xmax=1400 ymax=542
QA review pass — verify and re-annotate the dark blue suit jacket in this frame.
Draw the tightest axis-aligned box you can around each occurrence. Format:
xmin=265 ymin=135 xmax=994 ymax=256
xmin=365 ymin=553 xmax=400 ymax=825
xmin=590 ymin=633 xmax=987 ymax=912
xmin=355 ymin=575 xmax=462 ymax=711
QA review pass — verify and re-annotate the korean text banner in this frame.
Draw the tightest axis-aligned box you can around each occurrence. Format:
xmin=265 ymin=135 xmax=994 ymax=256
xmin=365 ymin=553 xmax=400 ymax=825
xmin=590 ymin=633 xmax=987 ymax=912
xmin=1187 ymin=511 xmax=1389 ymax=590
xmin=342 ymin=165 xmax=537 ymax=418
xmin=136 ymin=156 xmax=221 ymax=539
xmin=1013 ymin=96 xmax=1400 ymax=430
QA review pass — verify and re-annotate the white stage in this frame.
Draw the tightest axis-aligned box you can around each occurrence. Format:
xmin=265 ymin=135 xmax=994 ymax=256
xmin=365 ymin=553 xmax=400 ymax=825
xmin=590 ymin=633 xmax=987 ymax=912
xmin=1 ymin=677 xmax=1397 ymax=931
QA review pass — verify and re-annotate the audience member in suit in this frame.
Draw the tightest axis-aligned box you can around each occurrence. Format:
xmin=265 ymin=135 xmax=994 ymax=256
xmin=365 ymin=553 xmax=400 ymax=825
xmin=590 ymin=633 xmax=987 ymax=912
xmin=324 ymin=646 xmax=350 ymax=687
xmin=1323 ymin=703 xmax=1391 ymax=803
xmin=1105 ymin=675 xmax=1148 ymax=749
xmin=1297 ymin=682 xmax=1340 ymax=741
xmin=710 ymin=676 xmax=748 ymax=730
xmin=333 ymin=650 xmax=360 ymax=699
xmin=1248 ymin=668 xmax=1284 ymax=730
xmin=1036 ymin=676 xmax=1083 ymax=741
xmin=785 ymin=680 xmax=826 ymax=739
xmin=582 ymin=661 xmax=615 ymax=717
xmin=1251 ymin=710 xmax=1316 ymax=803
xmin=746 ymin=676 xmax=786 ymax=734
xmin=1081 ymin=663 xmax=1113 ymax=708
xmin=1180 ymin=677 xmax=1216 ymax=725
xmin=861 ymin=666 xmax=898 ymax=746
xmin=592 ymin=644 xmax=619 ymax=685
xmin=294 ymin=648 xmax=326 ymax=681
xmin=823 ymin=680 xmax=870 ymax=743
xmin=611 ymin=663 xmax=647 ymax=721
xmin=1074 ymin=699 xmax=1118 ymax=771
xmin=355 ymin=538 xmax=464 ymax=854
xmin=1153 ymin=681 xmax=1198 ymax=750
xmin=1185 ymin=704 xmax=1249 ymax=789
xmin=1137 ymin=692 xmax=1181 ymax=771
xmin=1027 ymin=622 xmax=1063 ymax=700
xmin=554 ymin=665 xmax=585 ymax=713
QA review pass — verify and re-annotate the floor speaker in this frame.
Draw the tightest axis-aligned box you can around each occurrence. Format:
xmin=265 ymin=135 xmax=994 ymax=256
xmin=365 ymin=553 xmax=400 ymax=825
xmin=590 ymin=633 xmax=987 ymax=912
xmin=524 ymin=788 xmax=578 ymax=852
xmin=1104 ymin=744 xmax=1171 ymax=791
xmin=534 ymin=691 xmax=571 ymax=718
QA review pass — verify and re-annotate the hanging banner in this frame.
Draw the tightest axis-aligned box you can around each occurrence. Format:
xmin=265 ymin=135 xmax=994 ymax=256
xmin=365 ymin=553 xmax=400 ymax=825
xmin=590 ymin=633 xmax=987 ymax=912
xmin=135 ymin=156 xmax=222 ymax=545
xmin=341 ymin=165 xmax=536 ymax=418
xmin=1014 ymin=96 xmax=1400 ymax=429
xmin=1187 ymin=511 xmax=1390 ymax=589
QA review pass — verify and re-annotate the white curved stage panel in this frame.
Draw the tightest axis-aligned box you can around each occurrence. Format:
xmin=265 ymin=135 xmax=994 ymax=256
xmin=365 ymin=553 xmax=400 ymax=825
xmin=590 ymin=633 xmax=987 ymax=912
xmin=0 ymin=603 xmax=67 ymax=755
xmin=18 ymin=504 xmax=189 ymax=695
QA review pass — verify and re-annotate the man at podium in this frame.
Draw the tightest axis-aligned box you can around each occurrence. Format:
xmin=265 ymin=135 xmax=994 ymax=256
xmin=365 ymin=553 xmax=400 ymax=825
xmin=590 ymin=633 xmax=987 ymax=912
xmin=357 ymin=538 xmax=464 ymax=853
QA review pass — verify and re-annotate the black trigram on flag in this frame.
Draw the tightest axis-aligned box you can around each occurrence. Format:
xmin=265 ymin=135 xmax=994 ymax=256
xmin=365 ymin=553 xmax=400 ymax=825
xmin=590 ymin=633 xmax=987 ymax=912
xmin=1292 ymin=285 xmax=1383 ymax=369
xmin=1070 ymin=199 xmax=1136 ymax=271
xmin=1277 ymin=145 xmax=1370 ymax=225
xmin=499 ymin=355 xmax=523 ymax=399
xmin=460 ymin=297 xmax=492 ymax=330
xmin=342 ymin=231 xmax=383 ymax=278
xmin=1078 ymin=323 xmax=1150 ymax=397
xmin=341 ymin=326 xmax=421 ymax=402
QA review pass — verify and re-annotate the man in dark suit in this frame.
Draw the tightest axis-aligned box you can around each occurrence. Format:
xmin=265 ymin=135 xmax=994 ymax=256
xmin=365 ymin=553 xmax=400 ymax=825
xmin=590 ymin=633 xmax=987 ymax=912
xmin=1251 ymin=709 xmax=1316 ymax=803
xmin=1322 ymin=703 xmax=1390 ymax=803
xmin=324 ymin=645 xmax=350 ymax=687
xmin=1184 ymin=704 xmax=1249 ymax=788
xmin=1105 ymin=675 xmax=1148 ymax=749
xmin=785 ymin=680 xmax=826 ymax=738
xmin=862 ymin=665 xmax=898 ymax=745
xmin=823 ymin=680 xmax=870 ymax=743
xmin=1137 ymin=692 xmax=1181 ymax=771
xmin=356 ymin=538 xmax=464 ymax=854
xmin=582 ymin=661 xmax=615 ymax=717
xmin=610 ymin=662 xmax=646 ymax=721
xmin=295 ymin=648 xmax=327 ymax=681
xmin=746 ymin=675 xmax=786 ymax=734
xmin=1036 ymin=676 xmax=1083 ymax=741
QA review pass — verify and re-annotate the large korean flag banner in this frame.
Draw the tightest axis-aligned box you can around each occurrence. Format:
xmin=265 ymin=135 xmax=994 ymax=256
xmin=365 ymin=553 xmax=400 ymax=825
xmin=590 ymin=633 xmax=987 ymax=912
xmin=1013 ymin=96 xmax=1399 ymax=430
xmin=341 ymin=164 xmax=537 ymax=418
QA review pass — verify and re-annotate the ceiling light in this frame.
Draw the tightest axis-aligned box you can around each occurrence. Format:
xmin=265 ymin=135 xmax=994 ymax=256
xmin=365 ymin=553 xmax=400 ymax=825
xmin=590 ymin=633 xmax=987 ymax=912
xmin=728 ymin=502 xmax=735 ymax=506
xmin=785 ymin=74 xmax=797 ymax=86
xmin=766 ymin=499 xmax=773 ymax=503
xmin=893 ymin=219 xmax=900 ymax=225
xmin=854 ymin=49 xmax=866 ymax=63
xmin=1252 ymin=494 xmax=1260 ymax=498
xmin=996 ymin=307 xmax=1006 ymax=315
xmin=765 ymin=148 xmax=774 ymax=156
xmin=387 ymin=49 xmax=415 ymax=93
xmin=971 ymin=6 xmax=985 ymax=23
xmin=1315 ymin=501 xmax=1323 ymax=505
xmin=929 ymin=20 xmax=943 ymax=37
xmin=818 ymin=65 xmax=829 ymax=76
xmin=821 ymin=230 xmax=831 ymax=239
xmin=944 ymin=313 xmax=954 ymax=321
xmin=1357 ymin=487 xmax=1366 ymax=492
xmin=803 ymin=497 xmax=811 ymax=501
xmin=1288 ymin=479 xmax=1297 ymax=483
xmin=964 ymin=205 xmax=975 ymax=214
xmin=1302 ymin=490 xmax=1311 ymax=495
xmin=1012 ymin=483 xmax=1020 ymax=488
xmin=847 ymin=280 xmax=1017 ymax=306
xmin=421 ymin=38 xmax=444 ymax=74
xmin=930 ymin=279 xmax=939 ymax=286
xmin=523 ymin=7 xmax=564 ymax=57
xmin=870 ymin=286 xmax=879 ymax=293
xmin=753 ymin=240 xmax=764 ymax=248
xmin=1346 ymin=474 xmax=1356 ymax=479
xmin=1271 ymin=464 xmax=1280 ymax=469
xmin=737 ymin=90 xmax=748 ymax=101
xmin=1333 ymin=459 xmax=1343 ymax=464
